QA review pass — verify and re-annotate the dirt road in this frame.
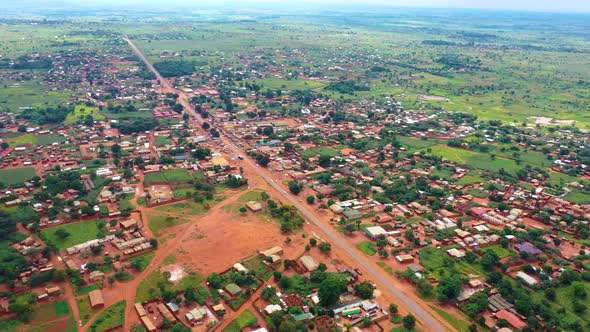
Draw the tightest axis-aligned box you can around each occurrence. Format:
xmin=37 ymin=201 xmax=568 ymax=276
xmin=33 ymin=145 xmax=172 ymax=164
xmin=123 ymin=36 xmax=451 ymax=332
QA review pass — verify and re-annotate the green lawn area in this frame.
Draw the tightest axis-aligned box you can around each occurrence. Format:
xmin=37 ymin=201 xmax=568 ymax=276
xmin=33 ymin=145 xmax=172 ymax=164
xmin=466 ymin=188 xmax=488 ymax=198
xmin=425 ymin=144 xmax=522 ymax=175
xmin=299 ymin=146 xmax=339 ymax=158
xmin=65 ymin=104 xmax=105 ymax=124
xmin=356 ymin=241 xmax=377 ymax=256
xmin=430 ymin=305 xmax=471 ymax=332
xmin=144 ymin=169 xmax=204 ymax=184
xmin=35 ymin=133 xmax=66 ymax=145
xmin=0 ymin=167 xmax=37 ymax=185
xmin=396 ymin=136 xmax=443 ymax=150
xmin=90 ymin=300 xmax=126 ymax=332
xmin=483 ymin=244 xmax=512 ymax=259
xmin=7 ymin=133 xmax=35 ymax=146
xmin=40 ymin=219 xmax=103 ymax=249
xmin=147 ymin=213 xmax=190 ymax=237
xmin=546 ymin=172 xmax=581 ymax=187
xmin=456 ymin=171 xmax=485 ymax=185
xmin=154 ymin=135 xmax=171 ymax=147
xmin=247 ymin=78 xmax=326 ymax=90
xmin=419 ymin=247 xmax=447 ymax=271
xmin=564 ymin=190 xmax=590 ymax=204
xmin=223 ymin=309 xmax=258 ymax=332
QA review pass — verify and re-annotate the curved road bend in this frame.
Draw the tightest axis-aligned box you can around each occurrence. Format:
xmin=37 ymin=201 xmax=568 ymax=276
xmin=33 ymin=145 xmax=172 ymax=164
xmin=123 ymin=35 xmax=449 ymax=332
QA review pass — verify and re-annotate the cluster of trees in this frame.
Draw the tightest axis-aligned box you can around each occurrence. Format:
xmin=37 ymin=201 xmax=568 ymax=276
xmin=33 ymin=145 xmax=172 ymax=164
xmin=325 ymin=80 xmax=370 ymax=94
xmin=266 ymin=200 xmax=305 ymax=233
xmin=153 ymin=60 xmax=204 ymax=77
xmin=113 ymin=118 xmax=157 ymax=134
xmin=17 ymin=105 xmax=73 ymax=125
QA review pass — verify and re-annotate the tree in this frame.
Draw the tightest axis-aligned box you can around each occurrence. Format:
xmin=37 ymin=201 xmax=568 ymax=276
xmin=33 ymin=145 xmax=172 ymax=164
xmin=239 ymin=206 xmax=247 ymax=214
xmin=288 ymin=181 xmax=303 ymax=195
xmin=207 ymin=273 xmax=225 ymax=289
xmin=416 ymin=278 xmax=434 ymax=297
xmin=9 ymin=293 xmax=35 ymax=322
xmin=54 ymin=229 xmax=70 ymax=240
xmin=437 ymin=275 xmax=463 ymax=302
xmin=278 ymin=320 xmax=297 ymax=332
xmin=402 ymin=314 xmax=416 ymax=329
xmin=318 ymin=242 xmax=331 ymax=253
xmin=354 ymin=281 xmax=374 ymax=299
xmin=306 ymin=195 xmax=315 ymax=204
xmin=389 ymin=303 xmax=398 ymax=314
xmin=284 ymin=142 xmax=294 ymax=152
xmin=318 ymin=273 xmax=347 ymax=306
xmin=480 ymin=250 xmax=499 ymax=271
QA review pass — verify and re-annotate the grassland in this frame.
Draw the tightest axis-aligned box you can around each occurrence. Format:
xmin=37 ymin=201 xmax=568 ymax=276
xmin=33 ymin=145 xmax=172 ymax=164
xmin=90 ymin=300 xmax=126 ymax=332
xmin=425 ymin=145 xmax=523 ymax=175
xmin=356 ymin=241 xmax=377 ymax=256
xmin=299 ymin=146 xmax=339 ymax=158
xmin=136 ymin=264 xmax=203 ymax=302
xmin=40 ymin=219 xmax=103 ymax=249
xmin=0 ymin=168 xmax=37 ymax=185
xmin=64 ymin=104 xmax=105 ymax=124
xmin=144 ymin=169 xmax=204 ymax=185
xmin=223 ymin=309 xmax=258 ymax=332
xmin=147 ymin=213 xmax=190 ymax=237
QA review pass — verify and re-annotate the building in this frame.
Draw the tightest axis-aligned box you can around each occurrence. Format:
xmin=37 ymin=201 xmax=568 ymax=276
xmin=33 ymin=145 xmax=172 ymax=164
xmin=246 ymin=201 xmax=262 ymax=212
xmin=364 ymin=226 xmax=387 ymax=238
xmin=299 ymin=255 xmax=319 ymax=272
xmin=186 ymin=307 xmax=207 ymax=322
xmin=515 ymin=271 xmax=538 ymax=286
xmin=495 ymin=309 xmax=526 ymax=330
xmin=88 ymin=290 xmax=104 ymax=308
xmin=141 ymin=316 xmax=156 ymax=332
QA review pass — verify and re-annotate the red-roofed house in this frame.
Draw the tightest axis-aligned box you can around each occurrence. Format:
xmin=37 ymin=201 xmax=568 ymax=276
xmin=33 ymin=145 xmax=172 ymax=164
xmin=495 ymin=310 xmax=526 ymax=330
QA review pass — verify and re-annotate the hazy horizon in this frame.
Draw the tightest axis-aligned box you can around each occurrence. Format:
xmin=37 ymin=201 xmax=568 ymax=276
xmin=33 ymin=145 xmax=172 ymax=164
xmin=5 ymin=0 xmax=590 ymax=14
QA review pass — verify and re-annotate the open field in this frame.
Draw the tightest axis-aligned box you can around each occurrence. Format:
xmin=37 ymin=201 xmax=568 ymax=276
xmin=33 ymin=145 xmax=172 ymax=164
xmin=90 ymin=300 xmax=126 ymax=332
xmin=144 ymin=169 xmax=204 ymax=184
xmin=0 ymin=167 xmax=37 ymax=185
xmin=64 ymin=104 xmax=105 ymax=124
xmin=223 ymin=309 xmax=258 ymax=332
xmin=40 ymin=219 xmax=103 ymax=249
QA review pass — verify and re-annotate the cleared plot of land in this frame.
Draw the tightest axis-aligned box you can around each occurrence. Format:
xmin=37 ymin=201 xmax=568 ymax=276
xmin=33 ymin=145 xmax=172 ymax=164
xmin=40 ymin=219 xmax=103 ymax=249
xmin=144 ymin=169 xmax=204 ymax=184
xmin=136 ymin=264 xmax=203 ymax=302
xmin=0 ymin=168 xmax=37 ymax=185
xmin=396 ymin=136 xmax=443 ymax=150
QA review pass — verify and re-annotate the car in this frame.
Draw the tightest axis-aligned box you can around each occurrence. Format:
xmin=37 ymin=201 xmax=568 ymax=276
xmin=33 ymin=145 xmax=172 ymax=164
xmin=354 ymin=268 xmax=363 ymax=275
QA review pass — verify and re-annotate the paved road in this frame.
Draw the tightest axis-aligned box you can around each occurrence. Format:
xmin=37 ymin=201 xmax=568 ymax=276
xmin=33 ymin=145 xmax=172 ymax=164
xmin=123 ymin=36 xmax=449 ymax=332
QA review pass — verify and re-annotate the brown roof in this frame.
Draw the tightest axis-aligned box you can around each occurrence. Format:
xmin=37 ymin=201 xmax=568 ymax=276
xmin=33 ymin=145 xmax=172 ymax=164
xmin=88 ymin=290 xmax=104 ymax=308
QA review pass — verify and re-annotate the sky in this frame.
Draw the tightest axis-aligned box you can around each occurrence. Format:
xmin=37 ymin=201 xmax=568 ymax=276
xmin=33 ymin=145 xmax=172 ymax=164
xmin=11 ymin=0 xmax=590 ymax=13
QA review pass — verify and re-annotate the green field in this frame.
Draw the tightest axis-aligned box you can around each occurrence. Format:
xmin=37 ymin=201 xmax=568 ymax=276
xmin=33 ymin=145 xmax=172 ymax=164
xmin=90 ymin=300 xmax=126 ymax=332
xmin=35 ymin=133 xmax=67 ymax=145
xmin=223 ymin=309 xmax=258 ymax=332
xmin=299 ymin=146 xmax=339 ymax=158
xmin=65 ymin=104 xmax=105 ymax=124
xmin=0 ymin=167 xmax=37 ymax=185
xmin=40 ymin=219 xmax=103 ymax=249
xmin=564 ymin=190 xmax=590 ymax=204
xmin=426 ymin=145 xmax=523 ymax=175
xmin=147 ymin=213 xmax=190 ymax=237
xmin=356 ymin=241 xmax=377 ymax=256
xmin=144 ymin=169 xmax=204 ymax=184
